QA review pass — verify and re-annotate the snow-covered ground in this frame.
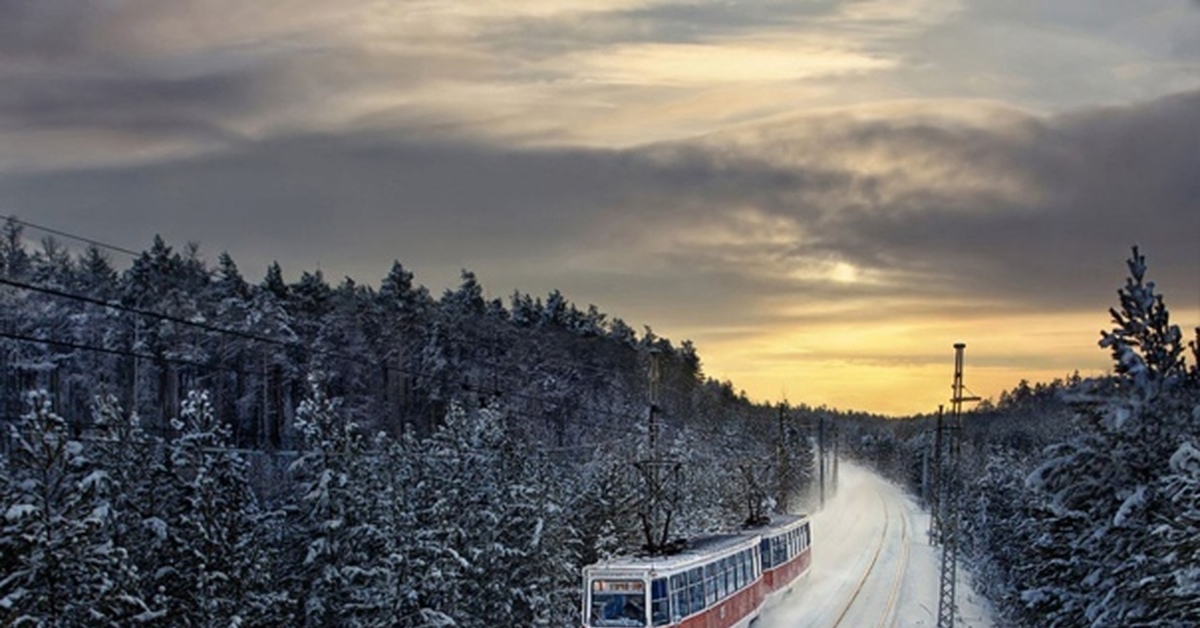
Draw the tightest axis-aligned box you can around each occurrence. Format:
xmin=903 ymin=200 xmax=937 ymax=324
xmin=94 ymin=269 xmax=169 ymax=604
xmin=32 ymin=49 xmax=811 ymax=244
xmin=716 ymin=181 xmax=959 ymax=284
xmin=762 ymin=463 xmax=995 ymax=628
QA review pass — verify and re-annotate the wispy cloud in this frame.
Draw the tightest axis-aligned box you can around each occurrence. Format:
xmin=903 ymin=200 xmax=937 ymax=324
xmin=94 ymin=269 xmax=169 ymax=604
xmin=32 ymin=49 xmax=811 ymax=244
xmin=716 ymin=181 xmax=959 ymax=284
xmin=4 ymin=0 xmax=1200 ymax=413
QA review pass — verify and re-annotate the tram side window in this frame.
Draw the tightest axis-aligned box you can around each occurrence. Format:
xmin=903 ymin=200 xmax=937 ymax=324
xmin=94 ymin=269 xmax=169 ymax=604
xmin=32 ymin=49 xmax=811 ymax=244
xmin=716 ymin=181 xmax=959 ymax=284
xmin=670 ymin=574 xmax=689 ymax=619
xmin=739 ymin=550 xmax=750 ymax=586
xmin=689 ymin=568 xmax=705 ymax=614
xmin=716 ymin=559 xmax=728 ymax=599
xmin=729 ymin=552 xmax=739 ymax=593
xmin=704 ymin=563 xmax=717 ymax=607
xmin=724 ymin=558 xmax=735 ymax=595
xmin=651 ymin=579 xmax=670 ymax=626
xmin=759 ymin=538 xmax=772 ymax=570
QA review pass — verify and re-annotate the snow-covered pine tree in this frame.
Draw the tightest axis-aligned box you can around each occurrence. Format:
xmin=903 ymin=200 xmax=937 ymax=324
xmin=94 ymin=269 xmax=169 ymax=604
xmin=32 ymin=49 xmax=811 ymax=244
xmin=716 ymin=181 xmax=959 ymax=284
xmin=87 ymin=393 xmax=170 ymax=623
xmin=162 ymin=390 xmax=283 ymax=626
xmin=1190 ymin=327 xmax=1200 ymax=385
xmin=570 ymin=444 xmax=642 ymax=569
xmin=0 ymin=217 xmax=31 ymax=280
xmin=409 ymin=402 xmax=502 ymax=626
xmin=1099 ymin=246 xmax=1187 ymax=403
xmin=0 ymin=431 xmax=16 ymax=614
xmin=1137 ymin=440 xmax=1200 ymax=624
xmin=373 ymin=261 xmax=432 ymax=436
xmin=0 ymin=391 xmax=152 ymax=625
xmin=407 ymin=401 xmax=582 ymax=626
xmin=479 ymin=406 xmax=579 ymax=626
xmin=247 ymin=279 xmax=300 ymax=449
xmin=1024 ymin=247 xmax=1193 ymax=626
xmin=285 ymin=376 xmax=392 ymax=627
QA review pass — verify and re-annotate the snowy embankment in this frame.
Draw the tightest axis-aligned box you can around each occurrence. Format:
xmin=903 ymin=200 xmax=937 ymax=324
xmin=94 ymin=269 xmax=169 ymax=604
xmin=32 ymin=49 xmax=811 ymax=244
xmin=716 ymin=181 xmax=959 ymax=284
xmin=762 ymin=463 xmax=995 ymax=628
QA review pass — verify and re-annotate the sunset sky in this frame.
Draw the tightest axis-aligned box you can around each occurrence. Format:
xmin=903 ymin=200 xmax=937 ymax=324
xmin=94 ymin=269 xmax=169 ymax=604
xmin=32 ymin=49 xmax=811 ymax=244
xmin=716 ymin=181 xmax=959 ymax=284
xmin=3 ymin=0 xmax=1199 ymax=415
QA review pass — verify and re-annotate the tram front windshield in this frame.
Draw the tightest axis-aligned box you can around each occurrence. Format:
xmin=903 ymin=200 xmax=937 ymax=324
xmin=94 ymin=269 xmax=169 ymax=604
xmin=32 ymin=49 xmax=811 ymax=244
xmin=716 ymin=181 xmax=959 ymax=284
xmin=588 ymin=580 xmax=647 ymax=627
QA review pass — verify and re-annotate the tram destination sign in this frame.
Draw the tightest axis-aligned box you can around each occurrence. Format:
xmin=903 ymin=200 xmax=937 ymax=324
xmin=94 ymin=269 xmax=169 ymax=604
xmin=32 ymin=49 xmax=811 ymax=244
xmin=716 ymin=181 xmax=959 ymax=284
xmin=592 ymin=580 xmax=645 ymax=593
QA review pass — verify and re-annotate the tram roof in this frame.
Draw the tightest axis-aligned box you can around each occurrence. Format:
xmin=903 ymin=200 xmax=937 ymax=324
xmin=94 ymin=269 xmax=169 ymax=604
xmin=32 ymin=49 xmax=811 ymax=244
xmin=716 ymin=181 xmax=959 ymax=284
xmin=583 ymin=514 xmax=811 ymax=577
xmin=743 ymin=513 xmax=809 ymax=537
xmin=584 ymin=533 xmax=757 ymax=576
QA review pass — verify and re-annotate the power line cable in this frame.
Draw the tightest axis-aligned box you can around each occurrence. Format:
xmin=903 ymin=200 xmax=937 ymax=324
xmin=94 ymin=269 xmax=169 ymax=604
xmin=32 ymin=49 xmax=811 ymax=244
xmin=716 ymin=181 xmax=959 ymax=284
xmin=0 ymin=329 xmax=252 ymax=377
xmin=0 ymin=213 xmax=141 ymax=258
xmin=0 ymin=275 xmax=290 ymax=348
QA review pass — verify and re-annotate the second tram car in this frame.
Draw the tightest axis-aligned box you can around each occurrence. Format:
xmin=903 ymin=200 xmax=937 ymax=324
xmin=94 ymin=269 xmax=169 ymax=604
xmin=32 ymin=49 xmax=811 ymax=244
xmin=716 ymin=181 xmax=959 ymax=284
xmin=582 ymin=515 xmax=812 ymax=628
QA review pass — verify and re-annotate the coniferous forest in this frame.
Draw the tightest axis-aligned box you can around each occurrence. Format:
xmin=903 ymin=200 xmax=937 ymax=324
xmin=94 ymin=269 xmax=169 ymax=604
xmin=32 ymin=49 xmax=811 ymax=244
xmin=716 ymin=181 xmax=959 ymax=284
xmin=0 ymin=218 xmax=819 ymax=626
xmin=1 ymin=215 xmax=1198 ymax=627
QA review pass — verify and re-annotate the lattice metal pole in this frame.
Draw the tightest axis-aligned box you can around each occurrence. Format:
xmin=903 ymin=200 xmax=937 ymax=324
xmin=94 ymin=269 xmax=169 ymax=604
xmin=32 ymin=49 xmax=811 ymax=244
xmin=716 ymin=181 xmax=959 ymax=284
xmin=639 ymin=348 xmax=681 ymax=554
xmin=929 ymin=405 xmax=945 ymax=544
xmin=937 ymin=343 xmax=979 ymax=628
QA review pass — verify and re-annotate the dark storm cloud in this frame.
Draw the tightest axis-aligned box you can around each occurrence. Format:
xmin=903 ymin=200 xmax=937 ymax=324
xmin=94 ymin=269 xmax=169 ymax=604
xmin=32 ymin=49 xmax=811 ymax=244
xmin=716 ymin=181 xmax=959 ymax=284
xmin=0 ymin=131 xmax=814 ymax=283
xmin=0 ymin=0 xmax=102 ymax=62
xmin=0 ymin=70 xmax=266 ymax=137
xmin=817 ymin=91 xmax=1200 ymax=311
xmin=666 ymin=90 xmax=1198 ymax=316
xmin=3 ymin=88 xmax=1198 ymax=325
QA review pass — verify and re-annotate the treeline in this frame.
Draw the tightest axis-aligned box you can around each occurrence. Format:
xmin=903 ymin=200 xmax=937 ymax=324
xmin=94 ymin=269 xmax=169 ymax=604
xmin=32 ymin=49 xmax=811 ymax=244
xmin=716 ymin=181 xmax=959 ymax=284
xmin=0 ymin=218 xmax=821 ymax=625
xmin=847 ymin=248 xmax=1200 ymax=627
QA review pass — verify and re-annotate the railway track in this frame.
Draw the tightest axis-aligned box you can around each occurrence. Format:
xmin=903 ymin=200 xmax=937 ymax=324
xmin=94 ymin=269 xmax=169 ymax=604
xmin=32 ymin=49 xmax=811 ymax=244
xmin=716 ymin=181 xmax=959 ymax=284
xmin=760 ymin=464 xmax=992 ymax=628
xmin=879 ymin=496 xmax=910 ymax=628
xmin=828 ymin=487 xmax=910 ymax=628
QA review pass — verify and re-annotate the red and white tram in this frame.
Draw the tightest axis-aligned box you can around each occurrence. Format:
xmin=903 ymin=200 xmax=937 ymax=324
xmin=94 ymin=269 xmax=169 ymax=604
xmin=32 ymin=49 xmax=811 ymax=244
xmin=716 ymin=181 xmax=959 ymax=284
xmin=582 ymin=515 xmax=812 ymax=628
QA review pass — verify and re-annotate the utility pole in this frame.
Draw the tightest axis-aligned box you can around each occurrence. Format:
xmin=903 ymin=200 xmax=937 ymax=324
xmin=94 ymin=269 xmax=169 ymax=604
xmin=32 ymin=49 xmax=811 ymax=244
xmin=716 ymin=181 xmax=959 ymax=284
xmin=832 ymin=421 xmax=839 ymax=496
xmin=818 ymin=415 xmax=826 ymax=510
xmin=936 ymin=344 xmax=981 ymax=628
xmin=649 ymin=348 xmax=661 ymax=452
xmin=777 ymin=403 xmax=790 ymax=514
xmin=929 ymin=405 xmax=945 ymax=544
xmin=637 ymin=348 xmax=679 ymax=554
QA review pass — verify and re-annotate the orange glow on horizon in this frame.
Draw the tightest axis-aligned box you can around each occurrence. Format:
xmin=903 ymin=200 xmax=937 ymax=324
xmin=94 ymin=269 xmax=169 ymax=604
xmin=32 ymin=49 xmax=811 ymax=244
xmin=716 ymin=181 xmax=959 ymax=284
xmin=682 ymin=308 xmax=1151 ymax=417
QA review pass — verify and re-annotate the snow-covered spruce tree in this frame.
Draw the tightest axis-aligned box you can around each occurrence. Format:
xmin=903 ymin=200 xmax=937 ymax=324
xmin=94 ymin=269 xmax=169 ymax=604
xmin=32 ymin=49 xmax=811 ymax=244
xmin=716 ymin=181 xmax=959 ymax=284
xmin=284 ymin=376 xmax=392 ymax=627
xmin=158 ymin=390 xmax=283 ymax=626
xmin=569 ymin=444 xmax=643 ymax=569
xmin=488 ymin=423 xmax=580 ymax=626
xmin=362 ymin=432 xmax=451 ymax=628
xmin=87 ymin=393 xmax=170 ymax=624
xmin=960 ymin=448 xmax=1049 ymax=626
xmin=409 ymin=402 xmax=578 ymax=626
xmin=412 ymin=402 xmax=523 ymax=626
xmin=0 ymin=434 xmax=16 ymax=614
xmin=1190 ymin=327 xmax=1200 ymax=386
xmin=1098 ymin=246 xmax=1187 ymax=403
xmin=0 ymin=391 xmax=152 ymax=625
xmin=1140 ymin=439 xmax=1200 ymax=623
xmin=1023 ymin=247 xmax=1194 ymax=627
